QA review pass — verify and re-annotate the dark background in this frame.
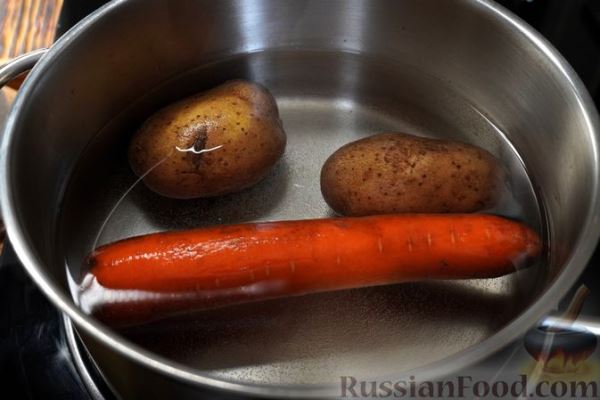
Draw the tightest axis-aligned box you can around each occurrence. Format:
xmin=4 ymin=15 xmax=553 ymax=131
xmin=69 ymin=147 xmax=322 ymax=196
xmin=497 ymin=0 xmax=600 ymax=105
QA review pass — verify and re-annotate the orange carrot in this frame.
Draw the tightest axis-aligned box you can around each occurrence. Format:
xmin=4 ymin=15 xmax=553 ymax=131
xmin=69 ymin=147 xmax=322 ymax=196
xmin=84 ymin=214 xmax=540 ymax=324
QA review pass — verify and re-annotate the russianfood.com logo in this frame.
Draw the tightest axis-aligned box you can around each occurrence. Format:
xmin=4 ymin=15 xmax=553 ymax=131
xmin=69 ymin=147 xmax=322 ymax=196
xmin=340 ymin=286 xmax=599 ymax=398
xmin=339 ymin=375 xmax=598 ymax=398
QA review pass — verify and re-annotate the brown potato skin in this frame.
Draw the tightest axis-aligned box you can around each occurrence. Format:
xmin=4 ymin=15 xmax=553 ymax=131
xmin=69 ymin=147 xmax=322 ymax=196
xmin=128 ymin=80 xmax=286 ymax=199
xmin=320 ymin=132 xmax=504 ymax=216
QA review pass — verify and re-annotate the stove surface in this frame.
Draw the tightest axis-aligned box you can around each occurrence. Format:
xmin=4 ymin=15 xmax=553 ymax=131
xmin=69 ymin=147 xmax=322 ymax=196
xmin=0 ymin=243 xmax=98 ymax=399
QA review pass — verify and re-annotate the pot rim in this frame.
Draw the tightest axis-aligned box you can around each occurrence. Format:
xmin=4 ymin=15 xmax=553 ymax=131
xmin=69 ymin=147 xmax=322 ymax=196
xmin=2 ymin=0 xmax=599 ymax=397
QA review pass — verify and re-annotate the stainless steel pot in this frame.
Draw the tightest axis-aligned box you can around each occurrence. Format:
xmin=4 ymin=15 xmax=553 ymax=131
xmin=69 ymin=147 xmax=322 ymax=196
xmin=1 ymin=0 xmax=599 ymax=398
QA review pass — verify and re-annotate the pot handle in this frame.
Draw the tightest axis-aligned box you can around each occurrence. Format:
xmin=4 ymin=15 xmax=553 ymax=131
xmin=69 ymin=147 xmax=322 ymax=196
xmin=0 ymin=48 xmax=48 ymax=88
xmin=542 ymin=316 xmax=600 ymax=336
xmin=0 ymin=49 xmax=48 ymax=253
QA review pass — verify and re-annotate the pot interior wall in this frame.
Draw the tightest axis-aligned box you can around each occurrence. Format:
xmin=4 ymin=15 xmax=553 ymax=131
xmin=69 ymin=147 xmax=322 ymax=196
xmin=4 ymin=0 xmax=597 ymax=388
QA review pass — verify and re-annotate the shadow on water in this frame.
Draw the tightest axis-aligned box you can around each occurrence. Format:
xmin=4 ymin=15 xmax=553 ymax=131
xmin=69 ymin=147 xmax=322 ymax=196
xmin=118 ymin=279 xmax=524 ymax=371
xmin=128 ymin=158 xmax=291 ymax=230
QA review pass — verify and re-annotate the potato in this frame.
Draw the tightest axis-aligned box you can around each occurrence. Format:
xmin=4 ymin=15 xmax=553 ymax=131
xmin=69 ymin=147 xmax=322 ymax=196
xmin=320 ymin=132 xmax=504 ymax=216
xmin=129 ymin=80 xmax=286 ymax=199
